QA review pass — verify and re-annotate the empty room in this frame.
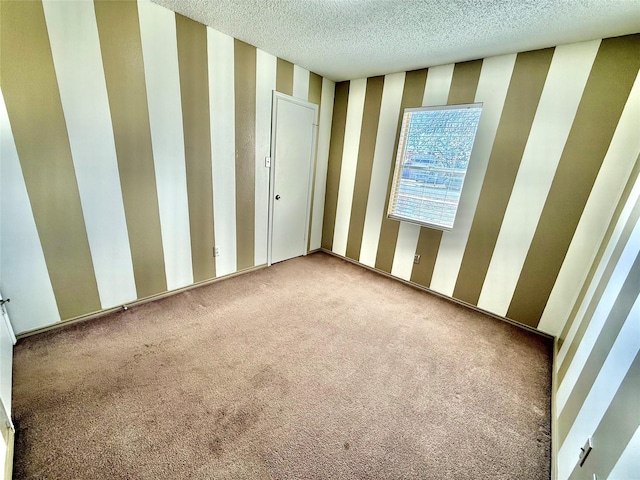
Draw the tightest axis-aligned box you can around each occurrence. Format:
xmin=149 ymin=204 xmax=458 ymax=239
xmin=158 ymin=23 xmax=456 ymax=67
xmin=0 ymin=0 xmax=638 ymax=479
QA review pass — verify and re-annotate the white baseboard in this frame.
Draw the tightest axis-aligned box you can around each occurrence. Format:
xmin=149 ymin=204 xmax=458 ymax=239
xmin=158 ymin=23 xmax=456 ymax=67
xmin=551 ymin=337 xmax=559 ymax=480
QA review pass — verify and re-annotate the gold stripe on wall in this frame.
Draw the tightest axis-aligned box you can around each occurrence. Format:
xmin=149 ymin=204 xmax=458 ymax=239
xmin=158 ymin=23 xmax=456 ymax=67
xmin=558 ymin=252 xmax=640 ymax=443
xmin=322 ymin=81 xmax=350 ymax=250
xmin=453 ymin=48 xmax=554 ymax=306
xmin=411 ymin=60 xmax=483 ymax=287
xmin=276 ymin=58 xmax=294 ymax=96
xmin=375 ymin=69 xmax=428 ymax=272
xmin=559 ymin=157 xmax=640 ymax=346
xmin=95 ymin=0 xmax=167 ymax=299
xmin=447 ymin=60 xmax=483 ymax=105
xmin=176 ymin=13 xmax=216 ymax=282
xmin=345 ymin=76 xmax=385 ymax=260
xmin=308 ymin=72 xmax=323 ymax=106
xmin=507 ymin=35 xmax=640 ymax=327
xmin=409 ymin=229 xmax=443 ymax=286
xmin=234 ymin=39 xmax=257 ymax=270
xmin=307 ymin=72 xmax=323 ymax=251
xmin=0 ymin=0 xmax=101 ymax=319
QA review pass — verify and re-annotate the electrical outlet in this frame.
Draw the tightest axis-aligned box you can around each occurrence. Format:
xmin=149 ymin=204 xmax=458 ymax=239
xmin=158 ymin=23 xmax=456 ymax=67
xmin=579 ymin=437 xmax=593 ymax=467
xmin=414 ymin=254 xmax=421 ymax=264
xmin=213 ymin=246 xmax=220 ymax=257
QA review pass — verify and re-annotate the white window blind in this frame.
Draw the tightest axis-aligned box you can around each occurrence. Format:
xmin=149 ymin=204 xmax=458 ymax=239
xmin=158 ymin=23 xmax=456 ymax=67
xmin=388 ymin=103 xmax=482 ymax=230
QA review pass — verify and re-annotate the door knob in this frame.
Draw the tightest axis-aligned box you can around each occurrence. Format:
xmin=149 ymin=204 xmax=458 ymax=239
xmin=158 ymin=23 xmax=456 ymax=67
xmin=275 ymin=195 xmax=281 ymax=200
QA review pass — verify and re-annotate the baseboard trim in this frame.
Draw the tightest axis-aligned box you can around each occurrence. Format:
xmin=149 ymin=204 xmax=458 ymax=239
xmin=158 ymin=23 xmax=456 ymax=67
xmin=16 ymin=264 xmax=268 ymax=340
xmin=319 ymin=248 xmax=553 ymax=340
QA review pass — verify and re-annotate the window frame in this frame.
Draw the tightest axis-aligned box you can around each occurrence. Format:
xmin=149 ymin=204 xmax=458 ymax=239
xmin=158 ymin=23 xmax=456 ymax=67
xmin=387 ymin=102 xmax=483 ymax=231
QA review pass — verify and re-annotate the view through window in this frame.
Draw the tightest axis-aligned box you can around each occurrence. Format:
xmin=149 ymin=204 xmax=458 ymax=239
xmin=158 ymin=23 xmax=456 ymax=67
xmin=388 ymin=103 xmax=483 ymax=230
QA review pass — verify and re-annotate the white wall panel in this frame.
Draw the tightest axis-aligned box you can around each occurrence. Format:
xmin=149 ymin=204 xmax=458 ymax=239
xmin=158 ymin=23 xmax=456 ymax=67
xmin=608 ymin=425 xmax=640 ymax=480
xmin=208 ymin=28 xmax=238 ymax=276
xmin=293 ymin=65 xmax=310 ymax=100
xmin=421 ymin=64 xmax=454 ymax=105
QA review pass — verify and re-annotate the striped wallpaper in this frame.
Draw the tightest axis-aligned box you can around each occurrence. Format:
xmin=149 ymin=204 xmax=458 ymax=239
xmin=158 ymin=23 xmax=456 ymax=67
xmin=0 ymin=1 xmax=638 ymax=477
xmin=555 ymin=161 xmax=639 ymax=480
xmin=0 ymin=0 xmax=335 ymax=334
xmin=322 ymin=34 xmax=640 ymax=335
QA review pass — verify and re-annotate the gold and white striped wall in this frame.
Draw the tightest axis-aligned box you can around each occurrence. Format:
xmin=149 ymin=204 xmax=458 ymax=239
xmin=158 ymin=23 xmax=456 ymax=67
xmin=322 ymin=35 xmax=640 ymax=335
xmin=555 ymin=163 xmax=639 ymax=479
xmin=0 ymin=0 xmax=335 ymax=334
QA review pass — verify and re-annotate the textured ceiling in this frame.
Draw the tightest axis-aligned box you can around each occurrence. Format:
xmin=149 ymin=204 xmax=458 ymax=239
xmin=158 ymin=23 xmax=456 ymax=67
xmin=150 ymin=0 xmax=640 ymax=81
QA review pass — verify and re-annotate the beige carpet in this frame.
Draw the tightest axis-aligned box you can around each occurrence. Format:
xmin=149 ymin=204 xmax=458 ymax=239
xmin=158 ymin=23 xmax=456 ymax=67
xmin=11 ymin=252 xmax=552 ymax=479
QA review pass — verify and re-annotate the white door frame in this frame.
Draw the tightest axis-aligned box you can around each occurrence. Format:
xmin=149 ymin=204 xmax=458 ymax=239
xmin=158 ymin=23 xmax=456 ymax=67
xmin=0 ymin=298 xmax=15 ymax=346
xmin=267 ymin=91 xmax=318 ymax=266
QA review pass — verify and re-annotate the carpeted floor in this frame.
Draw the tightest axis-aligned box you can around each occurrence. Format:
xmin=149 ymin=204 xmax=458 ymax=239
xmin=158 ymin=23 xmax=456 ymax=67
xmin=11 ymin=252 xmax=552 ymax=479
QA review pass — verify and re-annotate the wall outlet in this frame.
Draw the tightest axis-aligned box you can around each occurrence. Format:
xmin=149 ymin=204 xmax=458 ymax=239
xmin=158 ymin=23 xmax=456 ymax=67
xmin=213 ymin=246 xmax=220 ymax=257
xmin=579 ymin=437 xmax=593 ymax=467
xmin=414 ymin=254 xmax=421 ymax=264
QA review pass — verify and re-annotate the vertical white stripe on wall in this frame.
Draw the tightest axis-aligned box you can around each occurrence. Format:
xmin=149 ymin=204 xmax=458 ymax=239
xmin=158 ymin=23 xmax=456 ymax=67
xmin=138 ymin=0 xmax=194 ymax=291
xmin=478 ymin=40 xmax=600 ymax=316
xmin=556 ymin=216 xmax=640 ymax=413
xmin=332 ymin=77 xmax=367 ymax=256
xmin=391 ymin=64 xmax=454 ymax=280
xmin=310 ymin=78 xmax=336 ymax=250
xmin=255 ymin=49 xmax=277 ymax=265
xmin=391 ymin=222 xmax=421 ymax=280
xmin=608 ymin=425 xmax=640 ymax=480
xmin=42 ymin=0 xmax=138 ymax=308
xmin=293 ymin=65 xmax=310 ymax=100
xmin=539 ymin=72 xmax=640 ymax=336
xmin=208 ymin=28 xmax=238 ymax=276
xmin=359 ymin=72 xmax=405 ymax=267
xmin=557 ymin=295 xmax=640 ymax=480
xmin=430 ymin=54 xmax=517 ymax=296
xmin=0 ymin=91 xmax=61 ymax=334
xmin=421 ymin=64 xmax=455 ymax=105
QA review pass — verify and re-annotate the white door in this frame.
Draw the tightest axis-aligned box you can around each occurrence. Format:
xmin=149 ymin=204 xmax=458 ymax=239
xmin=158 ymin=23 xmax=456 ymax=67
xmin=0 ymin=293 xmax=15 ymax=480
xmin=269 ymin=93 xmax=317 ymax=265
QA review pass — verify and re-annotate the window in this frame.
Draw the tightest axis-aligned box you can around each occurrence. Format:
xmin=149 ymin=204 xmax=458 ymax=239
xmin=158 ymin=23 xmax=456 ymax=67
xmin=387 ymin=103 xmax=483 ymax=230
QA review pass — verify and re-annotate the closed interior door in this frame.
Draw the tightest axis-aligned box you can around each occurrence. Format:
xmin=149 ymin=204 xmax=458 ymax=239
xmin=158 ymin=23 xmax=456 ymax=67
xmin=270 ymin=93 xmax=317 ymax=264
